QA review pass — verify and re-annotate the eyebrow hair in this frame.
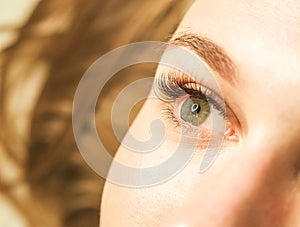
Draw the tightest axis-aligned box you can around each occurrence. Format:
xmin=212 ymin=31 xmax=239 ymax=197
xmin=170 ymin=33 xmax=237 ymax=85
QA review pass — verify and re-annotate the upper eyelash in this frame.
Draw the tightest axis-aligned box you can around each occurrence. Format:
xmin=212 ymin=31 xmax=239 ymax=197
xmin=154 ymin=71 xmax=190 ymax=102
xmin=153 ymin=70 xmax=227 ymax=119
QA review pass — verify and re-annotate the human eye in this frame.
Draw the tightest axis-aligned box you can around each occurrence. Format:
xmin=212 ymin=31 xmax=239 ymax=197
xmin=153 ymin=70 xmax=239 ymax=143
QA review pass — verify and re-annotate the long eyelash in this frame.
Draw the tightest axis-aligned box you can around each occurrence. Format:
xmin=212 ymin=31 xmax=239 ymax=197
xmin=161 ymin=106 xmax=181 ymax=128
xmin=154 ymin=70 xmax=227 ymax=119
xmin=154 ymin=71 xmax=190 ymax=102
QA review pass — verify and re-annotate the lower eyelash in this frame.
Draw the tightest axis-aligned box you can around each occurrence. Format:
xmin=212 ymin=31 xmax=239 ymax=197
xmin=161 ymin=106 xmax=181 ymax=128
xmin=158 ymin=86 xmax=240 ymax=143
xmin=154 ymin=71 xmax=240 ymax=143
xmin=161 ymin=104 xmax=205 ymax=137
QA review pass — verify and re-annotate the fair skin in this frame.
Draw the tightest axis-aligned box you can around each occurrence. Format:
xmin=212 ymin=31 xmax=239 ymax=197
xmin=100 ymin=0 xmax=300 ymax=226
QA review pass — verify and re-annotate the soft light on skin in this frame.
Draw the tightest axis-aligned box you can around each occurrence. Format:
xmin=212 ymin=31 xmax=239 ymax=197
xmin=100 ymin=0 xmax=300 ymax=226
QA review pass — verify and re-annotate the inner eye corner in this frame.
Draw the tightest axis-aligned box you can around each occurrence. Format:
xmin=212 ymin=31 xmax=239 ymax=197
xmin=224 ymin=127 xmax=240 ymax=142
xmin=223 ymin=117 xmax=241 ymax=143
xmin=154 ymin=71 xmax=242 ymax=138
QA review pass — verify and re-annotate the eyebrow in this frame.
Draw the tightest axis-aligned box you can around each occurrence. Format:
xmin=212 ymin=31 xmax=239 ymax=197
xmin=169 ymin=33 xmax=237 ymax=85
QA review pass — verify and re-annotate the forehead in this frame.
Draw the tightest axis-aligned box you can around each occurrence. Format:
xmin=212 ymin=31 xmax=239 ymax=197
xmin=167 ymin=0 xmax=300 ymax=126
xmin=181 ymin=0 xmax=300 ymax=30
xmin=179 ymin=0 xmax=300 ymax=51
xmin=174 ymin=0 xmax=300 ymax=83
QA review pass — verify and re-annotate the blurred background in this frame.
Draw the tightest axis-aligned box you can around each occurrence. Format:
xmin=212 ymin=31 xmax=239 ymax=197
xmin=0 ymin=1 xmax=193 ymax=226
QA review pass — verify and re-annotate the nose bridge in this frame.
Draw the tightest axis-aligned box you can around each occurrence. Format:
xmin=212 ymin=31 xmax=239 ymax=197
xmin=227 ymin=141 xmax=293 ymax=226
xmin=246 ymin=116 xmax=300 ymax=177
xmin=216 ymin=113 xmax=300 ymax=225
xmin=229 ymin=128 xmax=299 ymax=225
xmin=218 ymin=144 xmax=289 ymax=223
xmin=163 ymin=127 xmax=299 ymax=226
xmin=219 ymin=123 xmax=300 ymax=223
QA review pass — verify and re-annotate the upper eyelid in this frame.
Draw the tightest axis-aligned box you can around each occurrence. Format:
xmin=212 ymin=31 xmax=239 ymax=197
xmin=153 ymin=70 xmax=223 ymax=102
xmin=153 ymin=72 xmax=187 ymax=102
xmin=153 ymin=70 xmax=226 ymax=113
xmin=153 ymin=69 xmax=243 ymax=138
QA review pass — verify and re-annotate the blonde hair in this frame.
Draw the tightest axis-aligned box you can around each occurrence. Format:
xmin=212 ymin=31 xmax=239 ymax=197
xmin=0 ymin=0 xmax=194 ymax=226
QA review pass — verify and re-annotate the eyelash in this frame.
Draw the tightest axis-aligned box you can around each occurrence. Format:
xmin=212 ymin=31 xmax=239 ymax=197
xmin=153 ymin=70 xmax=241 ymax=144
xmin=154 ymin=71 xmax=227 ymax=125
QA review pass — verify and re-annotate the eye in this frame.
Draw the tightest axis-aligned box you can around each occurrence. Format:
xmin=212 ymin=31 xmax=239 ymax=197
xmin=180 ymin=97 xmax=210 ymax=126
xmin=153 ymin=70 xmax=240 ymax=142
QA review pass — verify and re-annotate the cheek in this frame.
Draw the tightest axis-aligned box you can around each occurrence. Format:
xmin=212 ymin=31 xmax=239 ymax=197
xmin=100 ymin=100 xmax=203 ymax=226
xmin=101 ymin=162 xmax=197 ymax=226
xmin=100 ymin=99 xmax=236 ymax=226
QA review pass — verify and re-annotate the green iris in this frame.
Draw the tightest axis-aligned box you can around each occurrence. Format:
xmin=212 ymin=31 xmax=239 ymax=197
xmin=180 ymin=97 xmax=210 ymax=126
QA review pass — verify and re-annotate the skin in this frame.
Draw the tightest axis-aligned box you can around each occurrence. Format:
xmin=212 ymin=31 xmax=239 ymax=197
xmin=100 ymin=0 xmax=300 ymax=226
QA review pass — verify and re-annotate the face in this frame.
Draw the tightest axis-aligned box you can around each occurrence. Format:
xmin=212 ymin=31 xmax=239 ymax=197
xmin=100 ymin=0 xmax=300 ymax=226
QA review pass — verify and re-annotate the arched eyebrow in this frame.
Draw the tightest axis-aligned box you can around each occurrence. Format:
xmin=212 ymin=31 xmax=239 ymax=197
xmin=170 ymin=33 xmax=237 ymax=85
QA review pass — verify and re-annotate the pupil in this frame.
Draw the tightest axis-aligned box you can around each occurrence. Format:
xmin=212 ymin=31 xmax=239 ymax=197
xmin=191 ymin=103 xmax=201 ymax=115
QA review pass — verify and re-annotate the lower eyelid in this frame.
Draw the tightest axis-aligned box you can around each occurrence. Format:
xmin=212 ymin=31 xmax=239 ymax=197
xmin=159 ymin=100 xmax=240 ymax=143
xmin=154 ymin=72 xmax=241 ymax=143
xmin=160 ymin=100 xmax=208 ymax=133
